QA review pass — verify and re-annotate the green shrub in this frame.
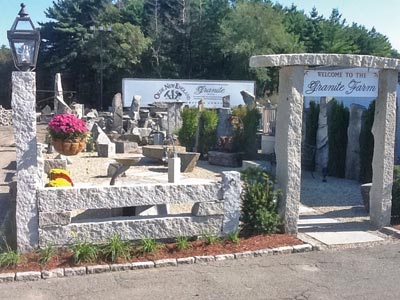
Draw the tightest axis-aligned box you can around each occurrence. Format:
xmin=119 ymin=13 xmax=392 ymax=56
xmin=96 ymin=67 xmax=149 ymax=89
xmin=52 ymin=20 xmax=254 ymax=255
xmin=201 ymin=232 xmax=220 ymax=245
xmin=327 ymin=100 xmax=349 ymax=178
xmin=392 ymin=166 xmax=400 ymax=218
xmin=198 ymin=109 xmax=218 ymax=156
xmin=232 ymin=107 xmax=261 ymax=159
xmin=0 ymin=248 xmax=20 ymax=269
xmin=178 ymin=107 xmax=198 ymax=151
xmin=225 ymin=228 xmax=240 ymax=244
xmin=37 ymin=244 xmax=57 ymax=265
xmin=70 ymin=240 xmax=99 ymax=264
xmin=304 ymin=101 xmax=319 ymax=171
xmin=240 ymin=167 xmax=281 ymax=234
xmin=139 ymin=236 xmax=158 ymax=254
xmin=359 ymin=100 xmax=375 ymax=183
xmin=102 ymin=234 xmax=131 ymax=262
xmin=176 ymin=236 xmax=189 ymax=251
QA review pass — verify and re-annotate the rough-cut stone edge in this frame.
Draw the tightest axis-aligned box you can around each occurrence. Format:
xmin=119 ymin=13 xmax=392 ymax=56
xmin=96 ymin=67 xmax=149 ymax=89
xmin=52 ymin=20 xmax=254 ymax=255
xmin=214 ymin=254 xmax=235 ymax=261
xmin=154 ymin=259 xmax=178 ymax=268
xmin=0 ymin=244 xmax=314 ymax=284
xmin=177 ymin=257 xmax=195 ymax=265
xmin=234 ymin=251 xmax=255 ymax=259
xmin=87 ymin=264 xmax=111 ymax=274
xmin=64 ymin=266 xmax=86 ymax=277
xmin=110 ymin=263 xmax=133 ymax=271
xmin=41 ymin=268 xmax=64 ymax=279
xmin=15 ymin=271 xmax=41 ymax=281
xmin=131 ymin=261 xmax=155 ymax=270
xmin=195 ymin=255 xmax=215 ymax=263
xmin=0 ymin=273 xmax=15 ymax=282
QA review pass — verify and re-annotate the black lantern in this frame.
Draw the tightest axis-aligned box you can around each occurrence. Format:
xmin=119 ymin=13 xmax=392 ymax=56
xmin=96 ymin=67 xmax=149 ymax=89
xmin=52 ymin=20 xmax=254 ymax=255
xmin=7 ymin=3 xmax=40 ymax=71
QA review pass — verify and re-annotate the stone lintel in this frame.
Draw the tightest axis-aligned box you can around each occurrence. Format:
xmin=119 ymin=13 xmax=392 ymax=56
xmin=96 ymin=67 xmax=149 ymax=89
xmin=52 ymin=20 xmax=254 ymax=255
xmin=38 ymin=182 xmax=221 ymax=212
xmin=250 ymin=53 xmax=400 ymax=70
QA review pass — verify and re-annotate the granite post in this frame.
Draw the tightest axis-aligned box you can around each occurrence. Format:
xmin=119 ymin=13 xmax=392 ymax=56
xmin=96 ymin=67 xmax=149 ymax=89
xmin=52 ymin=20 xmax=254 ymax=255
xmin=275 ymin=66 xmax=304 ymax=234
xmin=315 ymin=97 xmax=330 ymax=172
xmin=12 ymin=72 xmax=41 ymax=252
xmin=370 ymin=69 xmax=397 ymax=228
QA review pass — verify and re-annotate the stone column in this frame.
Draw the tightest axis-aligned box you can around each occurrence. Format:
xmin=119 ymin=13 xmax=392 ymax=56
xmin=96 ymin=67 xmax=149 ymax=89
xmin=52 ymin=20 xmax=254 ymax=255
xmin=12 ymin=72 xmax=41 ymax=252
xmin=216 ymin=108 xmax=232 ymax=139
xmin=345 ymin=104 xmax=366 ymax=180
xmin=275 ymin=66 xmax=304 ymax=234
xmin=370 ymin=69 xmax=397 ymax=228
xmin=167 ymin=102 xmax=184 ymax=136
xmin=315 ymin=97 xmax=330 ymax=172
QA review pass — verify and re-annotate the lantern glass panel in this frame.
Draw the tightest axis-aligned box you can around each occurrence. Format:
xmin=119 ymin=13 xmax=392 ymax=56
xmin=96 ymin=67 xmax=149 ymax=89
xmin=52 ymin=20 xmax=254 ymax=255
xmin=15 ymin=19 xmax=33 ymax=30
xmin=14 ymin=40 xmax=35 ymax=65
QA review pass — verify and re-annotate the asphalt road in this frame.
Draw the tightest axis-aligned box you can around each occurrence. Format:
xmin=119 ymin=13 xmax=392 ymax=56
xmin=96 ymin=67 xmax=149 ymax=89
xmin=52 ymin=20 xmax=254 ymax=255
xmin=1 ymin=243 xmax=400 ymax=300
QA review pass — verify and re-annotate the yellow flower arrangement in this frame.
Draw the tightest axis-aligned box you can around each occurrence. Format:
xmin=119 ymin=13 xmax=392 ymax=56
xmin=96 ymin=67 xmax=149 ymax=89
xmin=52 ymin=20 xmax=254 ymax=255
xmin=46 ymin=168 xmax=74 ymax=187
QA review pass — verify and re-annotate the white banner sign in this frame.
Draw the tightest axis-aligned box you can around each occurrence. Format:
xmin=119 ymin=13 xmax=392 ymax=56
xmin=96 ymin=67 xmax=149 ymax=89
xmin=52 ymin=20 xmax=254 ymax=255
xmin=122 ymin=78 xmax=255 ymax=108
xmin=303 ymin=68 xmax=378 ymax=98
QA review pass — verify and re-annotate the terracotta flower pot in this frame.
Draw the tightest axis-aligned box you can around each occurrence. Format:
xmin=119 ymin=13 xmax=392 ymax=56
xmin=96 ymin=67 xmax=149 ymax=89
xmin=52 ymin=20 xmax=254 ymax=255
xmin=52 ymin=137 xmax=86 ymax=156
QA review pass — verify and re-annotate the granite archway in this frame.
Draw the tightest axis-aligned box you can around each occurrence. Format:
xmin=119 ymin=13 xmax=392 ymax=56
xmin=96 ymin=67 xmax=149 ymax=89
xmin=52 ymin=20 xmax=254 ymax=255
xmin=250 ymin=54 xmax=400 ymax=233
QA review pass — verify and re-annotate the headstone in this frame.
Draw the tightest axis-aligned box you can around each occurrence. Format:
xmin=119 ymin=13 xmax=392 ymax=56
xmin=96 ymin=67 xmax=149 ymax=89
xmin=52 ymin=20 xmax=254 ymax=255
xmin=115 ymin=141 xmax=139 ymax=154
xmin=315 ymin=97 xmax=331 ymax=172
xmin=54 ymin=73 xmax=72 ymax=115
xmin=112 ymin=93 xmax=124 ymax=133
xmin=97 ymin=143 xmax=116 ymax=157
xmin=129 ymin=95 xmax=141 ymax=121
xmin=86 ymin=109 xmax=98 ymax=119
xmin=41 ymin=105 xmax=52 ymax=115
xmin=91 ymin=123 xmax=111 ymax=144
xmin=167 ymin=102 xmax=184 ymax=136
xmin=70 ymin=103 xmax=84 ymax=119
xmin=216 ymin=108 xmax=233 ymax=138
xmin=240 ymin=90 xmax=256 ymax=107
xmin=345 ymin=104 xmax=366 ymax=180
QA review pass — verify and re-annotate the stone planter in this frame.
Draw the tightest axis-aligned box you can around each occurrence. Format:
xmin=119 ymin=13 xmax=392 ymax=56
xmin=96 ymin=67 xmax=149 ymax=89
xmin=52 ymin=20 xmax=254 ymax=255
xmin=52 ymin=138 xmax=86 ymax=156
xmin=171 ymin=152 xmax=200 ymax=172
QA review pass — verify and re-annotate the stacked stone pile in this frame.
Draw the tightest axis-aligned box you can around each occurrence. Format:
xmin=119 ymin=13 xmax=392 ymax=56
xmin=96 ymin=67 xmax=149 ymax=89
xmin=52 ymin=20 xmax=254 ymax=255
xmin=0 ymin=106 xmax=12 ymax=126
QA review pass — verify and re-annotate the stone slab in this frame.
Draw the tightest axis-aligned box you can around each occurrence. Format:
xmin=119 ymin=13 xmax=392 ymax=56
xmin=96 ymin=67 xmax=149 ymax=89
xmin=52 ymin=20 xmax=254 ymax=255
xmin=195 ymin=256 xmax=215 ymax=263
xmin=44 ymin=159 xmax=67 ymax=174
xmin=306 ymin=231 xmax=384 ymax=245
xmin=0 ymin=273 xmax=15 ymax=283
xmin=64 ymin=267 xmax=86 ymax=277
xmin=154 ymin=259 xmax=177 ymax=268
xmin=191 ymin=201 xmax=224 ymax=216
xmin=38 ymin=182 xmax=221 ymax=212
xmin=142 ymin=145 xmax=186 ymax=161
xmin=87 ymin=265 xmax=111 ymax=274
xmin=97 ymin=143 xmax=116 ymax=158
xmin=15 ymin=271 xmax=41 ymax=281
xmin=131 ymin=261 xmax=154 ymax=269
xmin=39 ymin=212 xmax=71 ymax=227
xmin=177 ymin=257 xmax=195 ymax=264
xmin=39 ymin=215 xmax=224 ymax=246
xmin=42 ymin=268 xmax=64 ymax=279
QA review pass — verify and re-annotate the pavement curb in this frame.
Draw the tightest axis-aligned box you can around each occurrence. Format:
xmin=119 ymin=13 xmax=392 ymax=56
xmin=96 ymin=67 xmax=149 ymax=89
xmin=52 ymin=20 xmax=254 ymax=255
xmin=0 ymin=243 xmax=314 ymax=283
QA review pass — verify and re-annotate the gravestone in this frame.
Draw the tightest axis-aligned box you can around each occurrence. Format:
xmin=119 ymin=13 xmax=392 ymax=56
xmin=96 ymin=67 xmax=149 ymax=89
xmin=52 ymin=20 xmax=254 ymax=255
xmin=240 ymin=90 xmax=256 ymax=107
xmin=70 ymin=103 xmax=84 ymax=119
xmin=217 ymin=108 xmax=233 ymax=138
xmin=129 ymin=95 xmax=141 ymax=121
xmin=345 ymin=104 xmax=366 ymax=180
xmin=167 ymin=102 xmax=184 ymax=136
xmin=112 ymin=93 xmax=124 ymax=133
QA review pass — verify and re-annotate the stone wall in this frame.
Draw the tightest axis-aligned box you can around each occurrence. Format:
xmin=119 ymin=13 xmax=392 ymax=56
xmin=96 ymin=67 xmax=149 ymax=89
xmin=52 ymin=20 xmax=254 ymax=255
xmin=37 ymin=171 xmax=241 ymax=247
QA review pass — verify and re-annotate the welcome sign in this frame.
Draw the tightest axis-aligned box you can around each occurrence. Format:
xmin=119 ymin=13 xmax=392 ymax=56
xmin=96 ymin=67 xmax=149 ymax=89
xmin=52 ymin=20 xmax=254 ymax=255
xmin=303 ymin=68 xmax=379 ymax=98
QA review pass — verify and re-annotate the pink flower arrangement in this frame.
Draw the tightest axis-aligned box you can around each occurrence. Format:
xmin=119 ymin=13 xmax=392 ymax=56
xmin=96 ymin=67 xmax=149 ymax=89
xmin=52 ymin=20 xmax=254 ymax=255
xmin=48 ymin=114 xmax=88 ymax=141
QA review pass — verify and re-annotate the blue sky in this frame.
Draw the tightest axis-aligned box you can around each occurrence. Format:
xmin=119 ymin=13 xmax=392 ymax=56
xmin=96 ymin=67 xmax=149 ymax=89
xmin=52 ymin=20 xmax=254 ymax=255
xmin=0 ymin=0 xmax=399 ymax=52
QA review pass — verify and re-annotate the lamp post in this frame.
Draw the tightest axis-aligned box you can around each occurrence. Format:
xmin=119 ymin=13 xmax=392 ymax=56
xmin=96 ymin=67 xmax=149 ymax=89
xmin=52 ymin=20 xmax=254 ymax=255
xmin=90 ymin=25 xmax=112 ymax=111
xmin=8 ymin=3 xmax=42 ymax=252
xmin=7 ymin=3 xmax=40 ymax=71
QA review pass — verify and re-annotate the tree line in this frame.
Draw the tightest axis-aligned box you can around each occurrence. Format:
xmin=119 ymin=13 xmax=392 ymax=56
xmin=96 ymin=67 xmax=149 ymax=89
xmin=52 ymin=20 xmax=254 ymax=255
xmin=0 ymin=0 xmax=397 ymax=109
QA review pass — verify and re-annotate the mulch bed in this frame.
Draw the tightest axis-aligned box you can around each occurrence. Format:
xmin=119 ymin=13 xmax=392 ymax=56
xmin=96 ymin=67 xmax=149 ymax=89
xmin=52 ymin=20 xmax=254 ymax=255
xmin=0 ymin=234 xmax=303 ymax=273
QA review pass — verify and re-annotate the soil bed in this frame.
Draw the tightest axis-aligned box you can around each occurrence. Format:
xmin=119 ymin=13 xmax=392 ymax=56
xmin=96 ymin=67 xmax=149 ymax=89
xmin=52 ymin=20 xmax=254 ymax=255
xmin=0 ymin=234 xmax=303 ymax=273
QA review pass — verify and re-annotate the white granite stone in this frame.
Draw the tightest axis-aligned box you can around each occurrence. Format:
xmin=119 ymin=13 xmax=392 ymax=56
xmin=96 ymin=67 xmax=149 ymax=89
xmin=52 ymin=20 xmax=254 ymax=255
xmin=221 ymin=171 xmax=242 ymax=234
xmin=177 ymin=257 xmax=195 ymax=264
xmin=234 ymin=251 xmax=254 ymax=259
xmin=195 ymin=256 xmax=215 ymax=263
xmin=64 ymin=267 xmax=86 ymax=276
xmin=38 ymin=182 xmax=221 ymax=212
xmin=39 ymin=212 xmax=71 ymax=227
xmin=370 ymin=69 xmax=397 ymax=227
xmin=41 ymin=268 xmax=64 ymax=279
xmin=292 ymin=244 xmax=313 ymax=253
xmin=131 ymin=261 xmax=154 ymax=269
xmin=110 ymin=263 xmax=133 ymax=271
xmin=39 ymin=216 xmax=223 ymax=246
xmin=214 ymin=254 xmax=235 ymax=261
xmin=15 ymin=271 xmax=41 ymax=281
xmin=87 ymin=265 xmax=111 ymax=274
xmin=272 ymin=246 xmax=294 ymax=254
xmin=0 ymin=273 xmax=15 ymax=283
xmin=191 ymin=201 xmax=224 ymax=216
xmin=154 ymin=259 xmax=177 ymax=268
xmin=250 ymin=54 xmax=400 ymax=69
